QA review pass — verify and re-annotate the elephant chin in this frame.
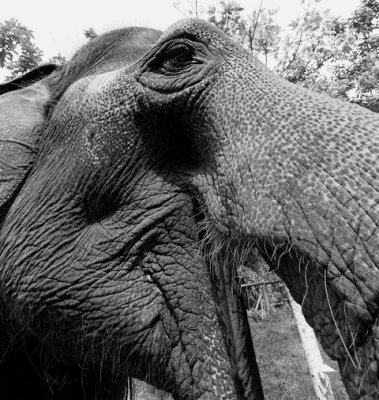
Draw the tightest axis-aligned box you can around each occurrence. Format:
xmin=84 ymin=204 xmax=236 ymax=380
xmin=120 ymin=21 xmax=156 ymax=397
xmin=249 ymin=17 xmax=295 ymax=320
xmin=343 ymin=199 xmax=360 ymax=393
xmin=257 ymin=242 xmax=379 ymax=400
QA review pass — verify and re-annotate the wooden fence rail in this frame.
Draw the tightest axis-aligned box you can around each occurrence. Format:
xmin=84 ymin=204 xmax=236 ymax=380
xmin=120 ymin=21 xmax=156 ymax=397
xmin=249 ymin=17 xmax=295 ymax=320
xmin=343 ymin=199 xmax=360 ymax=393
xmin=241 ymin=279 xmax=283 ymax=287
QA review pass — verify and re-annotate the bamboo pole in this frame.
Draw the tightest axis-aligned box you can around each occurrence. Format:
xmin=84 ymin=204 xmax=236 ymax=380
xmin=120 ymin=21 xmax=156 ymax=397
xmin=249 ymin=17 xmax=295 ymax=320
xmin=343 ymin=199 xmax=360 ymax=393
xmin=284 ymin=287 xmax=335 ymax=400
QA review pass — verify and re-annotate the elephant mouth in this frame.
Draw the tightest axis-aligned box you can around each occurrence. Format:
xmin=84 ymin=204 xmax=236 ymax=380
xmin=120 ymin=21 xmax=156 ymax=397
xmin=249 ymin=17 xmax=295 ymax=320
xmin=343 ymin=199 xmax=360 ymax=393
xmin=258 ymin=242 xmax=379 ymax=399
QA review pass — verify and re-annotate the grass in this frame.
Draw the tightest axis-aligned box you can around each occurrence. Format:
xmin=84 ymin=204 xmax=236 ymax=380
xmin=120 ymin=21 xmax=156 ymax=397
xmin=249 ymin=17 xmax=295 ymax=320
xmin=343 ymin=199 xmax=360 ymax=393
xmin=132 ymin=380 xmax=170 ymax=399
xmin=132 ymin=306 xmax=349 ymax=399
xmin=250 ymin=306 xmax=349 ymax=400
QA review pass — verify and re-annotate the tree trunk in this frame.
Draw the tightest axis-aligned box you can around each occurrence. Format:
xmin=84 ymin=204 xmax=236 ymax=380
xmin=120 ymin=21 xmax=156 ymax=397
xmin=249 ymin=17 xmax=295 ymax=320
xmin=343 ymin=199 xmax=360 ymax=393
xmin=285 ymin=287 xmax=335 ymax=400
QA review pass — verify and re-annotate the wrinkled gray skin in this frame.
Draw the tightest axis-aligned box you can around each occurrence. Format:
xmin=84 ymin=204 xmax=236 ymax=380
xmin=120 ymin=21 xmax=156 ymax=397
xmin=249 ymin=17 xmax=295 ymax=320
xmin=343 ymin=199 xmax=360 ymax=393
xmin=0 ymin=18 xmax=378 ymax=400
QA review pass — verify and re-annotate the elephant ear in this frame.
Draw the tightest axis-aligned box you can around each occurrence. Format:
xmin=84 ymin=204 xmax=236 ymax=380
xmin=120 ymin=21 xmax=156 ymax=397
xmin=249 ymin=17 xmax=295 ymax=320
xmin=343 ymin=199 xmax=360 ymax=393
xmin=0 ymin=64 xmax=57 ymax=216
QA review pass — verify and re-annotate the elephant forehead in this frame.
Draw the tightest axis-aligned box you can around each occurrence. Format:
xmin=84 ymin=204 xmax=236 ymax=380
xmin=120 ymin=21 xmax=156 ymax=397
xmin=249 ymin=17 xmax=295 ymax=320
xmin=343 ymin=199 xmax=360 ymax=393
xmin=58 ymin=69 xmax=133 ymax=117
xmin=76 ymin=27 xmax=161 ymax=72
xmin=50 ymin=69 xmax=139 ymax=165
xmin=159 ymin=18 xmax=234 ymax=47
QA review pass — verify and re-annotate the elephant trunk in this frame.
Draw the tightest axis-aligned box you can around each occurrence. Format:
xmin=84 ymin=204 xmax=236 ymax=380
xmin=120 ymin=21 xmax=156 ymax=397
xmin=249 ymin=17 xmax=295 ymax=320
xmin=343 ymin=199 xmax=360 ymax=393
xmin=194 ymin=50 xmax=379 ymax=399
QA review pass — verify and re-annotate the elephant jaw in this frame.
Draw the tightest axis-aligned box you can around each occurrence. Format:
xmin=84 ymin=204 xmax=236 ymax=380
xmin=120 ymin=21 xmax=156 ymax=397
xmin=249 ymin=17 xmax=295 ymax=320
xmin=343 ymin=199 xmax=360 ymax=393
xmin=259 ymin=243 xmax=379 ymax=400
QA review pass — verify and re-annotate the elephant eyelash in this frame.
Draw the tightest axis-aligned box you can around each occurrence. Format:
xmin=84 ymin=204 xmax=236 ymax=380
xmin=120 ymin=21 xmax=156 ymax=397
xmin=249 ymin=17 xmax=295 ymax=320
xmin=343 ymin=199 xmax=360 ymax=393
xmin=160 ymin=48 xmax=195 ymax=72
xmin=148 ymin=41 xmax=200 ymax=74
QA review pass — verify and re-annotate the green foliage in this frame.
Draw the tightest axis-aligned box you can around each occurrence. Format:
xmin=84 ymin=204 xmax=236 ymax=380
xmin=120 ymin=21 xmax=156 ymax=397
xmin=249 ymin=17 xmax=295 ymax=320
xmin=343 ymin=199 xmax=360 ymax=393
xmin=208 ymin=1 xmax=244 ymax=39
xmin=331 ymin=0 xmax=379 ymax=111
xmin=173 ymin=0 xmax=203 ymax=18
xmin=208 ymin=2 xmax=282 ymax=65
xmin=5 ymin=42 xmax=43 ymax=78
xmin=0 ymin=18 xmax=43 ymax=78
xmin=48 ymin=53 xmax=67 ymax=66
xmin=275 ymin=0 xmax=379 ymax=112
xmin=0 ymin=20 xmax=100 ymax=80
xmin=244 ymin=8 xmax=281 ymax=63
xmin=275 ymin=7 xmax=334 ymax=83
xmin=0 ymin=18 xmax=34 ymax=67
xmin=0 ymin=19 xmax=73 ymax=80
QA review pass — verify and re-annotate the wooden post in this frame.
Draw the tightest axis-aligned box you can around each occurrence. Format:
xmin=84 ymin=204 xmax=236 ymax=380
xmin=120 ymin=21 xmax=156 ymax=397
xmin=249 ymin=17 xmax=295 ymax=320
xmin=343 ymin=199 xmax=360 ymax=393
xmin=285 ymin=287 xmax=335 ymax=400
xmin=254 ymin=292 xmax=263 ymax=311
xmin=261 ymin=284 xmax=271 ymax=314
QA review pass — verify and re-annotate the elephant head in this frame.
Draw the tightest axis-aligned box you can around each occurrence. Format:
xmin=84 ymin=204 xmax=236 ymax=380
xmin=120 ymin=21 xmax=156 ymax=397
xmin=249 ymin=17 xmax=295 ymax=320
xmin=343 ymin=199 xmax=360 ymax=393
xmin=0 ymin=24 xmax=262 ymax=400
xmin=0 ymin=18 xmax=378 ymax=400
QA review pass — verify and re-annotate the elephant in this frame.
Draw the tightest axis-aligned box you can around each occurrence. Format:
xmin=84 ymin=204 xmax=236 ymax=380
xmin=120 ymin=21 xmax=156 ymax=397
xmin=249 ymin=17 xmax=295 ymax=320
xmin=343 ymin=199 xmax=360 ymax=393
xmin=0 ymin=17 xmax=378 ymax=400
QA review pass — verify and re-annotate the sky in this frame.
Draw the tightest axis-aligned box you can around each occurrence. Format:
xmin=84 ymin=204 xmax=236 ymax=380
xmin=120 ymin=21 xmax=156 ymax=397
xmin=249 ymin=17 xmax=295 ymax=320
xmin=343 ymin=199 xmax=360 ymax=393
xmin=1 ymin=0 xmax=361 ymax=62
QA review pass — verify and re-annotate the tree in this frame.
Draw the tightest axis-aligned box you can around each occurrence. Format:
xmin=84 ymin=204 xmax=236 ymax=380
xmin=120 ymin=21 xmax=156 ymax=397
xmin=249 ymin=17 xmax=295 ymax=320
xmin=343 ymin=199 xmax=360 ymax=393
xmin=207 ymin=1 xmax=244 ymax=38
xmin=329 ymin=0 xmax=379 ymax=111
xmin=173 ymin=0 xmax=204 ymax=18
xmin=0 ymin=18 xmax=43 ymax=79
xmin=207 ymin=1 xmax=282 ymax=66
xmin=48 ymin=53 xmax=67 ymax=66
xmin=241 ymin=7 xmax=281 ymax=65
xmin=275 ymin=6 xmax=333 ymax=84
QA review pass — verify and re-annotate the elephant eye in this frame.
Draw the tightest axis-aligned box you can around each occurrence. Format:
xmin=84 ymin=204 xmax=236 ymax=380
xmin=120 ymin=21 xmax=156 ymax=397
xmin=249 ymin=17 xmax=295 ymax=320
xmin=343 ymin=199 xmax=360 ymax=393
xmin=158 ymin=44 xmax=195 ymax=73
